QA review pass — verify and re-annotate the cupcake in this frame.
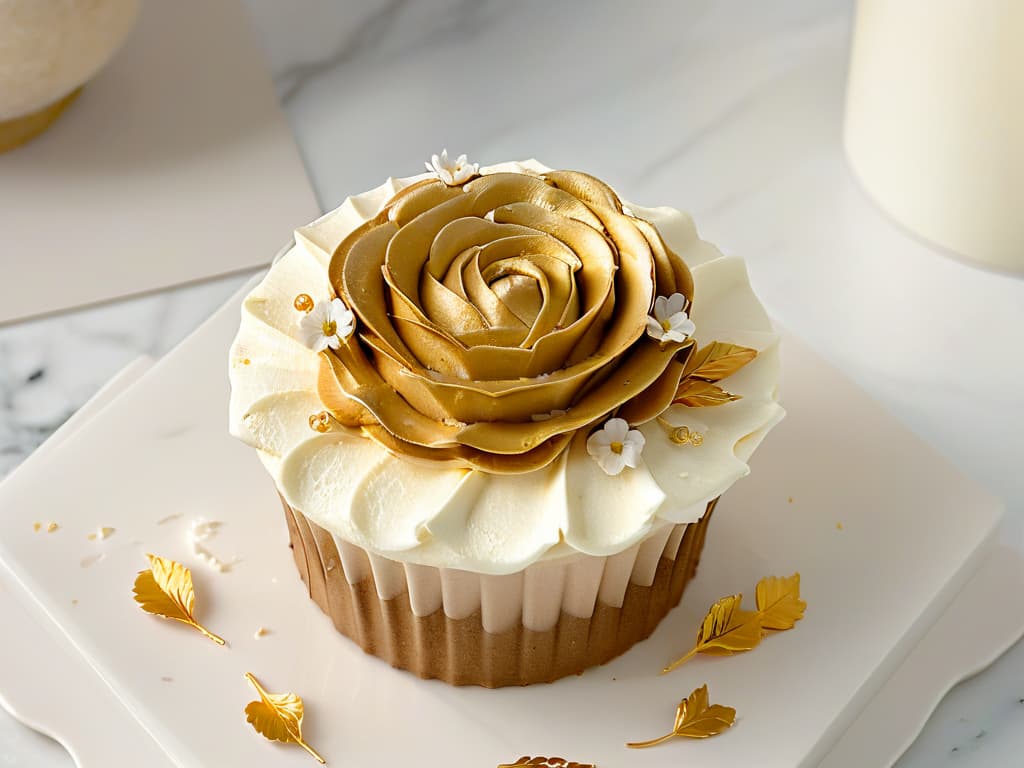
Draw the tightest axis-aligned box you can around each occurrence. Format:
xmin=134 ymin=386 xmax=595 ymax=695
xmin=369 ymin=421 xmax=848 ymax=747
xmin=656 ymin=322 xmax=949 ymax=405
xmin=0 ymin=0 xmax=138 ymax=153
xmin=229 ymin=155 xmax=783 ymax=687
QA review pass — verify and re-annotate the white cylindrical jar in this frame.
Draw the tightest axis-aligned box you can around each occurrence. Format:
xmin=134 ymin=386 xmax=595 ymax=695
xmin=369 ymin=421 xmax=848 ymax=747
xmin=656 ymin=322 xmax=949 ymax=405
xmin=844 ymin=0 xmax=1024 ymax=272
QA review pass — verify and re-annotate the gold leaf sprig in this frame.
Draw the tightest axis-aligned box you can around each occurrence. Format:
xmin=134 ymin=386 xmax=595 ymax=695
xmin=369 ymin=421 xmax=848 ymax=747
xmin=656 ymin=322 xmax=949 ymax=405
xmin=683 ymin=341 xmax=758 ymax=381
xmin=244 ymin=673 xmax=325 ymax=764
xmin=673 ymin=379 xmax=741 ymax=407
xmin=626 ymin=685 xmax=736 ymax=748
xmin=498 ymin=758 xmax=596 ymax=767
xmin=133 ymin=554 xmax=225 ymax=645
xmin=663 ymin=573 xmax=805 ymax=674
xmin=673 ymin=341 xmax=757 ymax=408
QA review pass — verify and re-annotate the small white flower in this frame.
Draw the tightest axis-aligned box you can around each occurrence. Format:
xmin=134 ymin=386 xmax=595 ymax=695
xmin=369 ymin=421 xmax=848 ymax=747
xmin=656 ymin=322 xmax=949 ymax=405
xmin=586 ymin=417 xmax=646 ymax=476
xmin=646 ymin=292 xmax=695 ymax=343
xmin=426 ymin=149 xmax=479 ymax=186
xmin=300 ymin=297 xmax=355 ymax=352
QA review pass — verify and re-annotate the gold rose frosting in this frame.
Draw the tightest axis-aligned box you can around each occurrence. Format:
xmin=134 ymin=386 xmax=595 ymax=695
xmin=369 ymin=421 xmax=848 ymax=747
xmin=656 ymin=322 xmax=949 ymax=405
xmin=318 ymin=169 xmax=696 ymax=473
xmin=229 ymin=159 xmax=784 ymax=574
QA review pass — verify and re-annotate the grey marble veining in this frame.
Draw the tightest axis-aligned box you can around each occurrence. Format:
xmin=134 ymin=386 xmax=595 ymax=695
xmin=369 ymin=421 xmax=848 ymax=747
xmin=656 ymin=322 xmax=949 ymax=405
xmin=0 ymin=274 xmax=251 ymax=476
xmin=3 ymin=0 xmax=1024 ymax=765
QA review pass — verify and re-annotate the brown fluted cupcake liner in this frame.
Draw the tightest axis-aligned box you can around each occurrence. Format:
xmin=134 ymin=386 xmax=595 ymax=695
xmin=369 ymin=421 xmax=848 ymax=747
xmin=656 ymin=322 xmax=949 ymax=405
xmin=281 ymin=496 xmax=716 ymax=688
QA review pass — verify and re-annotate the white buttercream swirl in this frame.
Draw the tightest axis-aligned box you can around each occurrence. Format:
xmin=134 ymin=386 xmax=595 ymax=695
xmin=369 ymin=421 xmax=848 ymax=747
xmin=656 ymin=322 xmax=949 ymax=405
xmin=229 ymin=160 xmax=784 ymax=575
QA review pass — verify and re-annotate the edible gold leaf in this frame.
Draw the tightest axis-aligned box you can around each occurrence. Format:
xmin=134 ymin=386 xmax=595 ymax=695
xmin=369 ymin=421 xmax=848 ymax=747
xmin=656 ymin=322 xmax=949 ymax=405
xmin=626 ymin=684 xmax=736 ymax=748
xmin=664 ymin=574 xmax=808 ymax=673
xmin=663 ymin=594 xmax=763 ymax=673
xmin=684 ymin=341 xmax=758 ymax=382
xmin=244 ymin=673 xmax=325 ymax=764
xmin=497 ymin=757 xmax=596 ymax=768
xmin=132 ymin=554 xmax=224 ymax=645
xmin=672 ymin=379 xmax=741 ymax=408
xmin=756 ymin=573 xmax=807 ymax=630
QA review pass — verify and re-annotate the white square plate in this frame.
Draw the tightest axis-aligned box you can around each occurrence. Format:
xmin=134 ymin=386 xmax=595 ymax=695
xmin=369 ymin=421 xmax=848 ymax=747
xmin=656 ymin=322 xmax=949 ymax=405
xmin=0 ymin=291 xmax=1009 ymax=767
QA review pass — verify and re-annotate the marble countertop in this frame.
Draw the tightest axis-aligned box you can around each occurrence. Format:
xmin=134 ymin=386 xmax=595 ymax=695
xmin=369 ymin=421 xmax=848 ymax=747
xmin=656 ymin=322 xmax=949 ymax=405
xmin=2 ymin=0 xmax=1023 ymax=765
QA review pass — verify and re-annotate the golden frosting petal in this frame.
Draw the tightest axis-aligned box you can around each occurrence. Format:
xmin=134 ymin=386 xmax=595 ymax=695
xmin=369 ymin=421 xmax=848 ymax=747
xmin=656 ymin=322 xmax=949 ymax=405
xmin=332 ymin=217 xmax=421 ymax=367
xmin=455 ymin=338 xmax=688 ymax=454
xmin=544 ymin=169 xmax=624 ymax=211
xmin=316 ymin=358 xmax=378 ymax=427
xmin=427 ymin=217 xmax=539 ymax=278
xmin=322 ymin=167 xmax=698 ymax=473
xmin=587 ymin=203 xmax=657 ymax=357
xmin=633 ymin=216 xmax=695 ymax=303
xmin=386 ymin=178 xmax=465 ymax=225
xmin=320 ymin=347 xmax=462 ymax=449
xmin=361 ymin=424 xmax=572 ymax=474
xmin=461 ymin=247 xmax=532 ymax=334
xmin=368 ymin=346 xmax=599 ymax=423
xmin=616 ymin=344 xmax=694 ymax=426
xmin=491 ymin=274 xmax=543 ymax=326
xmin=419 ymin=270 xmax=490 ymax=337
xmin=465 ymin=172 xmax=605 ymax=229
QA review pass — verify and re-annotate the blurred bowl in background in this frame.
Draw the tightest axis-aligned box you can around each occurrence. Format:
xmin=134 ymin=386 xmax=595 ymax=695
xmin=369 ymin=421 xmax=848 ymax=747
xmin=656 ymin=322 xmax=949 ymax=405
xmin=0 ymin=0 xmax=139 ymax=153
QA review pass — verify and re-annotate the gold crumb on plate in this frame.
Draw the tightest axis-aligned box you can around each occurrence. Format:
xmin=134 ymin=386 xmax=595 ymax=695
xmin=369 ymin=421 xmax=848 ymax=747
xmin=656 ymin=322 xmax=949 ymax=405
xmin=80 ymin=553 xmax=104 ymax=568
xmin=88 ymin=526 xmax=116 ymax=541
xmin=33 ymin=522 xmax=41 ymax=532
xmin=254 ymin=627 xmax=270 ymax=639
xmin=156 ymin=513 xmax=183 ymax=525
xmin=46 ymin=522 xmax=59 ymax=533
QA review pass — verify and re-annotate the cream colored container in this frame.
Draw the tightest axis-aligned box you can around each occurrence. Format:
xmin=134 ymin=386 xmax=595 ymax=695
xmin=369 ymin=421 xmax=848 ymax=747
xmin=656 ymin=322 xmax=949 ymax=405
xmin=844 ymin=0 xmax=1024 ymax=272
xmin=0 ymin=0 xmax=138 ymax=152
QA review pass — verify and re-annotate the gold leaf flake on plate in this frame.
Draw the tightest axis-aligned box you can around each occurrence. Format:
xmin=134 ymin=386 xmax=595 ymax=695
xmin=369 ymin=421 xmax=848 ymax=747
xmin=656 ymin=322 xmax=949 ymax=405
xmin=626 ymin=685 xmax=736 ymax=748
xmin=498 ymin=758 xmax=595 ymax=768
xmin=663 ymin=594 xmax=763 ymax=673
xmin=132 ymin=554 xmax=225 ymax=645
xmin=683 ymin=341 xmax=757 ymax=382
xmin=244 ymin=673 xmax=325 ymax=764
xmin=756 ymin=573 xmax=807 ymax=630
xmin=672 ymin=379 xmax=741 ymax=408
xmin=663 ymin=573 xmax=807 ymax=673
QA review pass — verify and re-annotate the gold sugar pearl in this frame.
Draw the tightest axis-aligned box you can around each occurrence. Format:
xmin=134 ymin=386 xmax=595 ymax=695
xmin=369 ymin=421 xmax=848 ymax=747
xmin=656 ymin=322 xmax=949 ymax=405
xmin=669 ymin=426 xmax=704 ymax=446
xmin=294 ymin=293 xmax=315 ymax=313
xmin=309 ymin=411 xmax=331 ymax=433
xmin=658 ymin=416 xmax=704 ymax=446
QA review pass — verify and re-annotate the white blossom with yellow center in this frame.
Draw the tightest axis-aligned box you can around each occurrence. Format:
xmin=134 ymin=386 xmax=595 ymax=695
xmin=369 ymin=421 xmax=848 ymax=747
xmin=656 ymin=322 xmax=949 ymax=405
xmin=300 ymin=297 xmax=354 ymax=353
xmin=587 ymin=417 xmax=646 ymax=476
xmin=646 ymin=292 xmax=695 ymax=343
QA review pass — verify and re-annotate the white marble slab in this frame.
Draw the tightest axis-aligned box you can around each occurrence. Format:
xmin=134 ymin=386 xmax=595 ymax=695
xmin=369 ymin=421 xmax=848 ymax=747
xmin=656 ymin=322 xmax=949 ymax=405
xmin=2 ymin=0 xmax=1024 ymax=765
